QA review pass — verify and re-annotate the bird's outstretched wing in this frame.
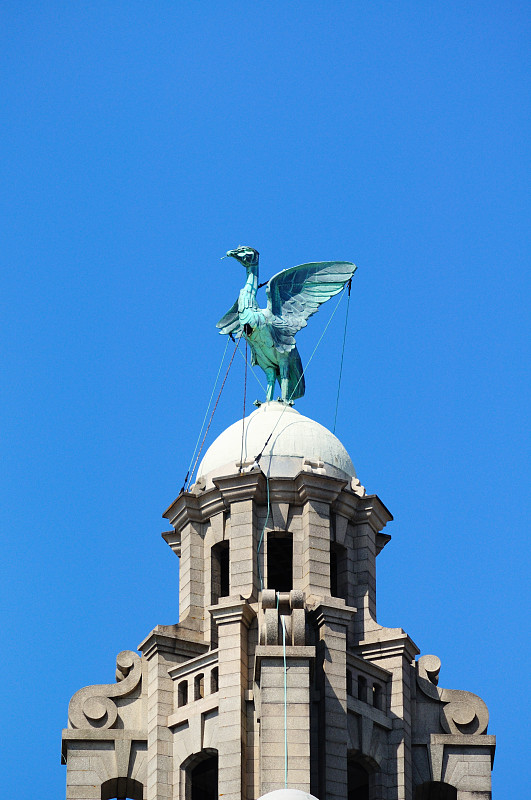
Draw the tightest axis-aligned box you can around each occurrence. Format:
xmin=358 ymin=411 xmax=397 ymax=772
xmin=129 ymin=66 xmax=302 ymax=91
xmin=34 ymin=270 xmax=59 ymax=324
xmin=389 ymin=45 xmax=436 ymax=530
xmin=216 ymin=299 xmax=241 ymax=336
xmin=266 ymin=261 xmax=357 ymax=349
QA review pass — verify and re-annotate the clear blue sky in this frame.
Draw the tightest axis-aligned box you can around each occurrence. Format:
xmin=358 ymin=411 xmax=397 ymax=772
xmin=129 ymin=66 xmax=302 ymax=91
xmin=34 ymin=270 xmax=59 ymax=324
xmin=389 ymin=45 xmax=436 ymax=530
xmin=1 ymin=2 xmax=529 ymax=797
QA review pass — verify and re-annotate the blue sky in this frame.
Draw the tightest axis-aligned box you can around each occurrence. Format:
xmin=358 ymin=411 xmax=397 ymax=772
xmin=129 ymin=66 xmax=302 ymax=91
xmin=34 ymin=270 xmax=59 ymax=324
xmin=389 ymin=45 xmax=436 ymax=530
xmin=1 ymin=2 xmax=529 ymax=797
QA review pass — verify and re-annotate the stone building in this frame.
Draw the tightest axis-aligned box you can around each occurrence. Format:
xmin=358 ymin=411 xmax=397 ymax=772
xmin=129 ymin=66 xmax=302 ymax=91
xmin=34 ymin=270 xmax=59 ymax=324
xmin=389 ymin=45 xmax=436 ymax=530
xmin=62 ymin=402 xmax=495 ymax=800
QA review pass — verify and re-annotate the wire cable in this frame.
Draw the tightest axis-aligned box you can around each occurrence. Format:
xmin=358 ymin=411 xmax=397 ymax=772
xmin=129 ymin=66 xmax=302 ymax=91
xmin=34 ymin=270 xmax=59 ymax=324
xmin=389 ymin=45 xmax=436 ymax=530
xmin=333 ymin=278 xmax=352 ymax=433
xmin=239 ymin=340 xmax=248 ymax=471
xmin=254 ymin=286 xmax=348 ymax=465
xmin=277 ymin=592 xmax=289 ymax=788
xmin=184 ymin=336 xmax=240 ymax=490
xmin=180 ymin=336 xmax=231 ymax=492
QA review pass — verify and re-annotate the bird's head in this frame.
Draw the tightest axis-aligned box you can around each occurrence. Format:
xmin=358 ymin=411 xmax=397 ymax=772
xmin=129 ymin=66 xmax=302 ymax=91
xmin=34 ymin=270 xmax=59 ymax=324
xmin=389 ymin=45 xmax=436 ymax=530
xmin=225 ymin=246 xmax=259 ymax=268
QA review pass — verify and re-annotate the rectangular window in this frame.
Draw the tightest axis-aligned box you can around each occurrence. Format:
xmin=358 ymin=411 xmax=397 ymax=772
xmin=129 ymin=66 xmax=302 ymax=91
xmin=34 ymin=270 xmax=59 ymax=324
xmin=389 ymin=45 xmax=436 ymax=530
xmin=211 ymin=541 xmax=230 ymax=604
xmin=267 ymin=533 xmax=293 ymax=592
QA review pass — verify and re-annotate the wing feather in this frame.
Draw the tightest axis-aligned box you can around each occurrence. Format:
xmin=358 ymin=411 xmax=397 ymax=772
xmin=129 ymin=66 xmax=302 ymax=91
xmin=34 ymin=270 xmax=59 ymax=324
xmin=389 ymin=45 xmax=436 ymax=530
xmin=266 ymin=261 xmax=356 ymax=342
xmin=216 ymin=299 xmax=241 ymax=336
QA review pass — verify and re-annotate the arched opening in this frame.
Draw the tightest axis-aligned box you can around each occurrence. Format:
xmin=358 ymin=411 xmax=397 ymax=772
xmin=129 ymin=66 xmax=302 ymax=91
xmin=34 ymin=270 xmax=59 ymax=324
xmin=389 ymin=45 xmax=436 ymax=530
xmin=267 ymin=532 xmax=293 ymax=591
xmin=211 ymin=541 xmax=230 ymax=603
xmin=357 ymin=674 xmax=367 ymax=703
xmin=414 ymin=782 xmax=458 ymax=800
xmin=101 ymin=778 xmax=143 ymax=800
xmin=178 ymin=680 xmax=188 ymax=707
xmin=330 ymin=542 xmax=348 ymax=600
xmin=372 ymin=682 xmax=383 ymax=710
xmin=189 ymin=753 xmax=218 ymax=800
xmin=210 ymin=667 xmax=219 ymax=694
xmin=194 ymin=673 xmax=204 ymax=701
xmin=348 ymin=758 xmax=370 ymax=800
xmin=346 ymin=669 xmax=353 ymax=696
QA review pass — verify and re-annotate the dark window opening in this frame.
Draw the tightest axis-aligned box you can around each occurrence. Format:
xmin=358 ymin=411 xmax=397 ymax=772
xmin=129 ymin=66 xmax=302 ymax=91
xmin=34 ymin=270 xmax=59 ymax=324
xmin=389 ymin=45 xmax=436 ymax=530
xmin=194 ymin=673 xmax=204 ymax=701
xmin=346 ymin=669 xmax=353 ymax=696
xmin=330 ymin=542 xmax=348 ymax=601
xmin=101 ymin=778 xmax=143 ymax=800
xmin=211 ymin=541 xmax=230 ymax=604
xmin=210 ymin=667 xmax=219 ymax=694
xmin=357 ymin=675 xmax=367 ymax=703
xmin=191 ymin=754 xmax=218 ymax=800
xmin=373 ymin=682 xmax=383 ymax=710
xmin=414 ymin=782 xmax=458 ymax=800
xmin=178 ymin=680 xmax=188 ymax=707
xmin=348 ymin=759 xmax=370 ymax=800
xmin=267 ymin=533 xmax=293 ymax=592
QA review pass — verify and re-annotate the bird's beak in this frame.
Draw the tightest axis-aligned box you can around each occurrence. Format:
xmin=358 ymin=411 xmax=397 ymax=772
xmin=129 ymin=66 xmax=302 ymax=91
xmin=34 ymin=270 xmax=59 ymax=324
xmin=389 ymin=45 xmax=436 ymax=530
xmin=225 ymin=249 xmax=237 ymax=259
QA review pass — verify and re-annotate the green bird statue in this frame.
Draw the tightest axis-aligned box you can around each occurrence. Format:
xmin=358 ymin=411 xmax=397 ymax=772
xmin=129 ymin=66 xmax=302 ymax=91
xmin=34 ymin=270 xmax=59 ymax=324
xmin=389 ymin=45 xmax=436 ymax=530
xmin=217 ymin=246 xmax=357 ymax=403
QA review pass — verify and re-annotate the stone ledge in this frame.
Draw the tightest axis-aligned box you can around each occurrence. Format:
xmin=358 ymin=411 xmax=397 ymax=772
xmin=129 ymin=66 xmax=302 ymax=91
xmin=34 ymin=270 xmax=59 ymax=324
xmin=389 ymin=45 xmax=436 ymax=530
xmin=167 ymin=694 xmax=219 ymax=728
xmin=168 ymin=648 xmax=219 ymax=681
xmin=254 ymin=645 xmax=315 ymax=681
xmin=61 ymin=729 xmax=147 ymax=763
xmin=347 ymin=697 xmax=393 ymax=730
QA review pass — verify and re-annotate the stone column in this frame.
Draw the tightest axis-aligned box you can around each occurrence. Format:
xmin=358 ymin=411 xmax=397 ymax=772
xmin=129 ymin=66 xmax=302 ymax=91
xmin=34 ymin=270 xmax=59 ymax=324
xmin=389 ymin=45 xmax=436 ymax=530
xmin=313 ymin=600 xmax=356 ymax=800
xmin=211 ymin=598 xmax=255 ymax=800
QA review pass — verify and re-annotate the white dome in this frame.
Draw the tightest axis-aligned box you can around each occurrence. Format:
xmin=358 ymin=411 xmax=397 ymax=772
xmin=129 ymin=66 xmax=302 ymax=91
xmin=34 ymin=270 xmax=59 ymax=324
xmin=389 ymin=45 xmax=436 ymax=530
xmin=196 ymin=402 xmax=355 ymax=488
xmin=258 ymin=791 xmax=319 ymax=800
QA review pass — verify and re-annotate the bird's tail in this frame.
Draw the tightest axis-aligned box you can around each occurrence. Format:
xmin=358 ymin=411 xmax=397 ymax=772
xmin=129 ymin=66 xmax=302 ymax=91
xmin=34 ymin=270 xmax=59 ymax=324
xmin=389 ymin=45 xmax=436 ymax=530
xmin=288 ymin=348 xmax=305 ymax=400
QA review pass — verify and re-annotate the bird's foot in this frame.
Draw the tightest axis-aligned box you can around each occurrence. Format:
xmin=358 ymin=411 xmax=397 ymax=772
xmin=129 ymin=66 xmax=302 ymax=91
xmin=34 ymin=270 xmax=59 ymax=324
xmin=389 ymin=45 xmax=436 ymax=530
xmin=277 ymin=397 xmax=294 ymax=406
xmin=253 ymin=399 xmax=262 ymax=407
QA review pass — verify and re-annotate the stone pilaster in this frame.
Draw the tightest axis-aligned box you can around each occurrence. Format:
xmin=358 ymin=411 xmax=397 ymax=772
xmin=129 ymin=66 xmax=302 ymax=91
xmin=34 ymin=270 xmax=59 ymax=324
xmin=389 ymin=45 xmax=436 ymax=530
xmin=256 ymin=646 xmax=314 ymax=795
xmin=138 ymin=630 xmax=206 ymax=800
xmin=358 ymin=632 xmax=420 ymax=800
xmin=178 ymin=520 xmax=204 ymax=632
xmin=210 ymin=598 xmax=255 ymax=800
xmin=313 ymin=599 xmax=356 ymax=800
xmin=215 ymin=471 xmax=266 ymax=602
xmin=297 ymin=474 xmax=345 ymax=599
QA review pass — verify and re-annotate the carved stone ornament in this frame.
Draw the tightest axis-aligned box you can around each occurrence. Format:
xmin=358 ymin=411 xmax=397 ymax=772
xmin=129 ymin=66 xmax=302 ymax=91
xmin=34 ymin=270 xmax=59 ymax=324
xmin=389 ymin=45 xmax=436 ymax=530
xmin=417 ymin=654 xmax=489 ymax=735
xmin=68 ymin=650 xmax=142 ymax=730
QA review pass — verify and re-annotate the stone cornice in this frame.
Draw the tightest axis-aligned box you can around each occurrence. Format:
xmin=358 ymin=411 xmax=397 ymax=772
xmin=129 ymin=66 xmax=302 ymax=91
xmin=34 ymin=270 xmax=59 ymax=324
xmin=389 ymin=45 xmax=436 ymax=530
xmin=61 ymin=729 xmax=147 ymax=763
xmin=356 ymin=630 xmax=420 ymax=663
xmin=163 ymin=489 xmax=226 ymax=530
xmin=138 ymin=627 xmax=208 ymax=660
xmin=162 ymin=529 xmax=181 ymax=556
xmin=352 ymin=494 xmax=393 ymax=533
xmin=312 ymin=598 xmax=357 ymax=627
xmin=168 ymin=648 xmax=219 ymax=681
xmin=332 ymin=489 xmax=362 ymax=519
xmin=294 ymin=472 xmax=347 ymax=504
xmin=162 ymin=473 xmax=394 ymax=538
xmin=214 ymin=470 xmax=267 ymax=504
xmin=209 ymin=598 xmax=256 ymax=628
xmin=375 ymin=532 xmax=392 ymax=554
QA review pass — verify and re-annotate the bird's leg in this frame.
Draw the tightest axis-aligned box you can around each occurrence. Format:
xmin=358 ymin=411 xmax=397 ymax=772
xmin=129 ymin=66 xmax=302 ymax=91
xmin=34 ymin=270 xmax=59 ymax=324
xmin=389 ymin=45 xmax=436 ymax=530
xmin=279 ymin=358 xmax=291 ymax=403
xmin=265 ymin=368 xmax=276 ymax=402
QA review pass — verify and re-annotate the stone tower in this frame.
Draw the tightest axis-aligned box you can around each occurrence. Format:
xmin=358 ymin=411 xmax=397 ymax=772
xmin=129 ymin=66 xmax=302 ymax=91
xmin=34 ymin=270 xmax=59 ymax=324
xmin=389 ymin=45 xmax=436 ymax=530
xmin=62 ymin=402 xmax=495 ymax=800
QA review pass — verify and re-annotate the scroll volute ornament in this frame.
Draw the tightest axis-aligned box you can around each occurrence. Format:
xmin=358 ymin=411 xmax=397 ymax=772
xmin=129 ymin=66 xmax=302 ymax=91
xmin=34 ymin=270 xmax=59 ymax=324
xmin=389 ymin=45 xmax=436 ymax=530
xmin=68 ymin=650 xmax=142 ymax=730
xmin=417 ymin=654 xmax=489 ymax=735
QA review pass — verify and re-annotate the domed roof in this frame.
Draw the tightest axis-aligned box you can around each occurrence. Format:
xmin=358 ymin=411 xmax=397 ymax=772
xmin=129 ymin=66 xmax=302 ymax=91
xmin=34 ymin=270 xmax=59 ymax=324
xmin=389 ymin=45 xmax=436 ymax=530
xmin=258 ymin=791 xmax=319 ymax=800
xmin=196 ymin=401 xmax=355 ymax=488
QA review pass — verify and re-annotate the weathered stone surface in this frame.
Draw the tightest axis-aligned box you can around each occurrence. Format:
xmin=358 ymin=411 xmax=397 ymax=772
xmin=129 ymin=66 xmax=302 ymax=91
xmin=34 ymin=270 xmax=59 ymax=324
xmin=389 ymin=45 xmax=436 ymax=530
xmin=62 ymin=409 xmax=494 ymax=799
